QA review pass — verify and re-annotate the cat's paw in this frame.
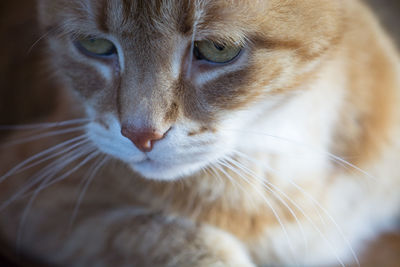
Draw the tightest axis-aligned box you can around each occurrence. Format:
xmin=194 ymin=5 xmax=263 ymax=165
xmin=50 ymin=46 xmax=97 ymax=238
xmin=198 ymin=226 xmax=256 ymax=267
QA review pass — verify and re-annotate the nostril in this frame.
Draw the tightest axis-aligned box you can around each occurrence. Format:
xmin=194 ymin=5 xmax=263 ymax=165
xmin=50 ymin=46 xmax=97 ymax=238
xmin=121 ymin=126 xmax=167 ymax=152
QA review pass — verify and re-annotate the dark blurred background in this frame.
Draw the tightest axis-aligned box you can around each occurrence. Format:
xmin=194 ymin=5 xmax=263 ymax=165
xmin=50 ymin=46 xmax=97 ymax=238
xmin=366 ymin=0 xmax=400 ymax=45
xmin=0 ymin=0 xmax=399 ymax=266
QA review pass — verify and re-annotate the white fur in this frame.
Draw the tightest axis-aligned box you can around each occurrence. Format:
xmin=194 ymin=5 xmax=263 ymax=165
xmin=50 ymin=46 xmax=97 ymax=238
xmin=87 ymin=113 xmax=234 ymax=180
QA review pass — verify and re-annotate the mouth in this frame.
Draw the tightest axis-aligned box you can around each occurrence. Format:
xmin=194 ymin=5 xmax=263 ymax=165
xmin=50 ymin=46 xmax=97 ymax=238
xmin=87 ymin=122 xmax=222 ymax=180
xmin=129 ymin=154 xmax=209 ymax=181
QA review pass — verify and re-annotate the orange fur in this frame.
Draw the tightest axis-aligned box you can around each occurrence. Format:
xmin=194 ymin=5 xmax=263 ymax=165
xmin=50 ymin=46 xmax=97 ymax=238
xmin=0 ymin=0 xmax=399 ymax=266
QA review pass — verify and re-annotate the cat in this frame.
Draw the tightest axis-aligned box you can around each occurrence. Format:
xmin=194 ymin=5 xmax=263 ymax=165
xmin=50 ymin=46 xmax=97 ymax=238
xmin=0 ymin=0 xmax=399 ymax=266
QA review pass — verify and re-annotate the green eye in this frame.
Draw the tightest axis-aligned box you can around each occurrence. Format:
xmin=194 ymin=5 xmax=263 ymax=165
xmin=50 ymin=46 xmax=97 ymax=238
xmin=76 ymin=38 xmax=116 ymax=56
xmin=194 ymin=40 xmax=241 ymax=63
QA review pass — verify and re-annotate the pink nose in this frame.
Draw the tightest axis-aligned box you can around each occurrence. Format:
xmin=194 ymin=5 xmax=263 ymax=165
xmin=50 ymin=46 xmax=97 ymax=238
xmin=121 ymin=126 xmax=165 ymax=152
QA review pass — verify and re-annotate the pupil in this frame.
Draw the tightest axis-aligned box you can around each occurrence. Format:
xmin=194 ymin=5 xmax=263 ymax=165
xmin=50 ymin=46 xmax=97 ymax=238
xmin=214 ymin=43 xmax=225 ymax=51
xmin=193 ymin=44 xmax=204 ymax=60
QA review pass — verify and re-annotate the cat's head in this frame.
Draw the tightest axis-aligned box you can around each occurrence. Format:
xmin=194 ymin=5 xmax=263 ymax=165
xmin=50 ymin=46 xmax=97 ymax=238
xmin=37 ymin=0 xmax=343 ymax=180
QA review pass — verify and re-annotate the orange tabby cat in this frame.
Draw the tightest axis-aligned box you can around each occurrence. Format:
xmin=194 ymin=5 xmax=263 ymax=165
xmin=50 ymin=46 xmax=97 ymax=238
xmin=0 ymin=0 xmax=399 ymax=266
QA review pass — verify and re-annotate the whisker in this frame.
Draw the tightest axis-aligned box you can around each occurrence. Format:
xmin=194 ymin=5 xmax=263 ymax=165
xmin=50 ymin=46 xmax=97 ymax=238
xmin=212 ymin=162 xmax=257 ymax=209
xmin=0 ymin=118 xmax=90 ymax=131
xmin=26 ymin=22 xmax=70 ymax=55
xmin=17 ymin=147 xmax=99 ymax=250
xmin=216 ymin=158 xmax=299 ymax=264
xmin=224 ymin=156 xmax=346 ymax=267
xmin=1 ymin=126 xmax=87 ymax=148
xmin=0 ymin=135 xmax=88 ymax=184
xmin=223 ymin=156 xmax=309 ymax=257
xmin=69 ymin=155 xmax=109 ymax=228
xmin=0 ymin=142 xmax=93 ymax=212
xmin=208 ymin=165 xmax=229 ymax=187
xmin=17 ymin=142 xmax=92 ymax=201
xmin=15 ymin=137 xmax=90 ymax=178
xmin=35 ymin=143 xmax=96 ymax=192
xmin=37 ymin=148 xmax=99 ymax=191
xmin=200 ymin=167 xmax=225 ymax=202
xmin=232 ymin=150 xmax=359 ymax=267
xmin=219 ymin=128 xmax=376 ymax=182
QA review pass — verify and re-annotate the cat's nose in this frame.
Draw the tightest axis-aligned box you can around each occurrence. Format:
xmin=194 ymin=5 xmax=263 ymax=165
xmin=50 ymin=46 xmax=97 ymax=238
xmin=121 ymin=125 xmax=166 ymax=152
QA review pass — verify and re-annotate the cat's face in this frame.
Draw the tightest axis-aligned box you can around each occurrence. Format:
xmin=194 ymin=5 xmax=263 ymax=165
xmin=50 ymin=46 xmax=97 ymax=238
xmin=38 ymin=0 xmax=342 ymax=180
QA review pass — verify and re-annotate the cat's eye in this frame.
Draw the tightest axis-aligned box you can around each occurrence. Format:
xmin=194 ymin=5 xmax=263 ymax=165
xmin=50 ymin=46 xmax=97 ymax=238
xmin=193 ymin=40 xmax=241 ymax=64
xmin=76 ymin=38 xmax=116 ymax=57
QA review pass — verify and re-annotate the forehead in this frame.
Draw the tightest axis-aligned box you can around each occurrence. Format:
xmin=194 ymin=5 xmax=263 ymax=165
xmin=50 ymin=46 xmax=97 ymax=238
xmin=57 ymin=0 xmax=265 ymax=41
xmin=98 ymin=0 xmax=194 ymax=35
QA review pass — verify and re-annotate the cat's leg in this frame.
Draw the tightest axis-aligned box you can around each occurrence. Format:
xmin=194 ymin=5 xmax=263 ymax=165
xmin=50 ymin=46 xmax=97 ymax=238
xmin=52 ymin=209 xmax=255 ymax=267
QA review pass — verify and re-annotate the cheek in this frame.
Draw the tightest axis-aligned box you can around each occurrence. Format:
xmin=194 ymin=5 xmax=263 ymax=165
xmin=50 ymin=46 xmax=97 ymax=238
xmin=177 ymin=70 xmax=258 ymax=124
xmin=188 ymin=52 xmax=292 ymax=118
xmin=56 ymin=56 xmax=121 ymax=114
xmin=202 ymin=70 xmax=258 ymax=111
xmin=50 ymin=37 xmax=120 ymax=99
xmin=66 ymin=64 xmax=105 ymax=96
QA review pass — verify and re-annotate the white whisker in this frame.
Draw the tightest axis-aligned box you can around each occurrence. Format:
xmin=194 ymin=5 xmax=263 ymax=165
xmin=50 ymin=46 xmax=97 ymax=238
xmin=17 ymin=147 xmax=99 ymax=250
xmin=0 ymin=118 xmax=90 ymax=131
xmin=0 ymin=142 xmax=93 ymax=212
xmin=223 ymin=156 xmax=309 ymax=258
xmin=217 ymin=158 xmax=299 ymax=264
xmin=220 ymin=128 xmax=376 ymax=182
xmin=0 ymin=135 xmax=88 ymax=184
xmin=208 ymin=164 xmax=235 ymax=191
xmin=1 ymin=126 xmax=87 ymax=148
xmin=40 ymin=149 xmax=99 ymax=190
xmin=212 ymin=162 xmax=257 ymax=209
xmin=69 ymin=155 xmax=109 ymax=228
xmin=232 ymin=150 xmax=359 ymax=267
xmin=26 ymin=22 xmax=71 ymax=55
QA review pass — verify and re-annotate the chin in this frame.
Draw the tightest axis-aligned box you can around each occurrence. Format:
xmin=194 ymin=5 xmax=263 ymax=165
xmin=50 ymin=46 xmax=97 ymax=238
xmin=130 ymin=159 xmax=209 ymax=181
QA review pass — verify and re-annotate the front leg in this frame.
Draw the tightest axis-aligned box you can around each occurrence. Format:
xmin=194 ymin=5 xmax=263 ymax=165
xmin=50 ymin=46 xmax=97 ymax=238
xmin=52 ymin=208 xmax=255 ymax=267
